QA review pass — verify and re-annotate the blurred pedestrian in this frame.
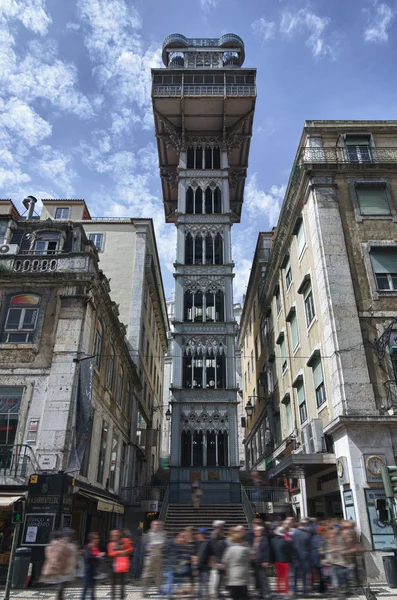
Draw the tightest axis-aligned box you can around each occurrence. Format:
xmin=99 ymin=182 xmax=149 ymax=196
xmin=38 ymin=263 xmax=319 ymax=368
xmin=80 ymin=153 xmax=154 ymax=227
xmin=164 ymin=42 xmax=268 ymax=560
xmin=81 ymin=532 xmax=105 ymax=600
xmin=222 ymin=526 xmax=251 ymax=600
xmin=209 ymin=520 xmax=227 ymax=599
xmin=108 ymin=529 xmax=130 ymax=600
xmin=121 ymin=529 xmax=134 ymax=583
xmin=251 ymin=523 xmax=273 ymax=600
xmin=196 ymin=528 xmax=210 ymax=600
xmin=142 ymin=520 xmax=166 ymax=597
xmin=292 ymin=518 xmax=312 ymax=596
xmin=271 ymin=525 xmax=293 ymax=597
xmin=41 ymin=529 xmax=77 ymax=600
xmin=192 ymin=479 xmax=203 ymax=510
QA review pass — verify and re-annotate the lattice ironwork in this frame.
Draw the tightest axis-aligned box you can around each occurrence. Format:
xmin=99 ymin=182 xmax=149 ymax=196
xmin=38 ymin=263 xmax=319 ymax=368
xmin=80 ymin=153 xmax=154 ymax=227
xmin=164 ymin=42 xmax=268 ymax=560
xmin=374 ymin=316 xmax=397 ymax=361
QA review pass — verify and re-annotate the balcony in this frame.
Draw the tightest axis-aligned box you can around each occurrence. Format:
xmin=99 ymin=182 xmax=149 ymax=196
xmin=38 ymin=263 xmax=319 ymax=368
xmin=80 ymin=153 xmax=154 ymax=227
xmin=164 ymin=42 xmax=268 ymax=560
xmin=2 ymin=250 xmax=94 ymax=274
xmin=0 ymin=444 xmax=39 ymax=481
xmin=152 ymin=84 xmax=256 ymax=98
xmin=243 ymin=486 xmax=290 ymax=504
xmin=299 ymin=146 xmax=397 ymax=167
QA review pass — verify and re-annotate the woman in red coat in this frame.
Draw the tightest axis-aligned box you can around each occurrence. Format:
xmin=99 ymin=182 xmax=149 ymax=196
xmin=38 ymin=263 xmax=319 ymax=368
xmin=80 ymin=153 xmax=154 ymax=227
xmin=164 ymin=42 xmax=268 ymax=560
xmin=107 ymin=529 xmax=130 ymax=600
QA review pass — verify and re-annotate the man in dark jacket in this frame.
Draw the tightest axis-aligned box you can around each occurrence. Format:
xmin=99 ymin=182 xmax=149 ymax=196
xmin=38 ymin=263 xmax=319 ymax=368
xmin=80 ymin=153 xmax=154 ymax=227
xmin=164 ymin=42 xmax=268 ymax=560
xmin=252 ymin=524 xmax=273 ymax=600
xmin=196 ymin=528 xmax=210 ymax=599
xmin=292 ymin=518 xmax=312 ymax=596
xmin=208 ymin=521 xmax=227 ymax=599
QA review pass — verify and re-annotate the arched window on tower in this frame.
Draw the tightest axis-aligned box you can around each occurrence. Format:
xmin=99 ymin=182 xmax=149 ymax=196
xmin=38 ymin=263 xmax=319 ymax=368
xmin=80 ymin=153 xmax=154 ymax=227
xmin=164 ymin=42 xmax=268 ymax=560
xmin=186 ymin=187 xmax=194 ymax=214
xmin=184 ymin=289 xmax=224 ymax=322
xmin=185 ymin=233 xmax=193 ymax=265
xmin=181 ymin=430 xmax=192 ymax=466
xmin=214 ymin=187 xmax=221 ymax=213
xmin=194 ymin=188 xmax=203 ymax=214
xmin=205 ymin=234 xmax=214 ymax=264
xmin=187 ymin=147 xmax=195 ymax=169
xmin=205 ymin=188 xmax=212 ymax=214
xmin=213 ymin=146 xmax=221 ymax=169
xmin=183 ymin=348 xmax=226 ymax=389
xmin=195 ymin=235 xmax=203 ymax=264
xmin=204 ymin=186 xmax=222 ymax=214
xmin=214 ymin=233 xmax=223 ymax=264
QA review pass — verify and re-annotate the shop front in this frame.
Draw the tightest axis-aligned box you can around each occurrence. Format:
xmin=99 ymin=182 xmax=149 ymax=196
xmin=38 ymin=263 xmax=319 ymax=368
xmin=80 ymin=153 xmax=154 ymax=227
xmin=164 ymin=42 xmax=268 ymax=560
xmin=0 ymin=491 xmax=27 ymax=583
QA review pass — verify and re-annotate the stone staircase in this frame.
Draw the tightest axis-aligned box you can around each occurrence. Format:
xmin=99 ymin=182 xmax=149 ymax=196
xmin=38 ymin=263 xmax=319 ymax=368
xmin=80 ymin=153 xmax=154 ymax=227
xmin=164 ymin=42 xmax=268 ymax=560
xmin=164 ymin=504 xmax=248 ymax=537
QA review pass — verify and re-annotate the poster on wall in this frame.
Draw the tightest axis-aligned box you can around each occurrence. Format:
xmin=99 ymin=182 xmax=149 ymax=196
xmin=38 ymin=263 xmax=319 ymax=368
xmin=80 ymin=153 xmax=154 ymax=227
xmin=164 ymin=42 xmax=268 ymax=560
xmin=365 ymin=489 xmax=396 ymax=550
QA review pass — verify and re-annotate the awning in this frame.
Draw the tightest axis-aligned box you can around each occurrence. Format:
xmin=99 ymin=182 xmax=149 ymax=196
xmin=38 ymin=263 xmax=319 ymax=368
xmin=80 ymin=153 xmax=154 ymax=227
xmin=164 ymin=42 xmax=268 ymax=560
xmin=268 ymin=453 xmax=336 ymax=479
xmin=0 ymin=494 xmax=26 ymax=507
xmin=77 ymin=490 xmax=124 ymax=515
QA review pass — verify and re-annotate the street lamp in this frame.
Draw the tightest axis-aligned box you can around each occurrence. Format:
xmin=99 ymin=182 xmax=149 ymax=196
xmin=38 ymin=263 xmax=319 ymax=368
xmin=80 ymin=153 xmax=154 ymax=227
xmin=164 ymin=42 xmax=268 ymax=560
xmin=165 ymin=407 xmax=172 ymax=421
xmin=245 ymin=398 xmax=253 ymax=418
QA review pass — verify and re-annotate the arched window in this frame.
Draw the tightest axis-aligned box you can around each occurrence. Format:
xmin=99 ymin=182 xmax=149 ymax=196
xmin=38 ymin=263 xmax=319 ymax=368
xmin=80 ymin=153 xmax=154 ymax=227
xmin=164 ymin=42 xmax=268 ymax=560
xmin=34 ymin=232 xmax=60 ymax=255
xmin=218 ymin=432 xmax=229 ymax=466
xmin=185 ymin=233 xmax=193 ymax=265
xmin=187 ymin=147 xmax=195 ymax=169
xmin=2 ymin=294 xmax=40 ymax=343
xmin=93 ymin=319 xmax=103 ymax=369
xmin=214 ymin=187 xmax=221 ymax=213
xmin=106 ymin=345 xmax=115 ymax=390
xmin=214 ymin=233 xmax=223 ymax=264
xmin=196 ymin=146 xmax=203 ymax=169
xmin=183 ymin=350 xmax=226 ymax=389
xmin=205 ymin=188 xmax=212 ymax=214
xmin=205 ymin=234 xmax=214 ymax=264
xmin=194 ymin=188 xmax=203 ymax=214
xmin=213 ymin=147 xmax=221 ymax=169
xmin=186 ymin=187 xmax=194 ymax=213
xmin=205 ymin=147 xmax=212 ymax=169
xmin=184 ymin=290 xmax=224 ymax=322
xmin=195 ymin=235 xmax=203 ymax=264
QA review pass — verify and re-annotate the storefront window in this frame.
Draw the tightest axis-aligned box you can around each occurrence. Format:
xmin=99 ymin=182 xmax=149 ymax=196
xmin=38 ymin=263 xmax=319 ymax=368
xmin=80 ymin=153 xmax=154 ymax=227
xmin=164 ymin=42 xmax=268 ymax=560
xmin=0 ymin=387 xmax=23 ymax=469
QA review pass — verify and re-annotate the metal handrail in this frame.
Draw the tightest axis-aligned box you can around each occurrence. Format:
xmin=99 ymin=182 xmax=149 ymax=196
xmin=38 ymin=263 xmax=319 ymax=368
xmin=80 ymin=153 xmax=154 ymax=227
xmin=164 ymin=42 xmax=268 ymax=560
xmin=384 ymin=380 xmax=397 ymax=409
xmin=152 ymin=85 xmax=256 ymax=97
xmin=0 ymin=444 xmax=40 ymax=479
xmin=243 ymin=486 xmax=290 ymax=504
xmin=241 ymin=484 xmax=255 ymax=525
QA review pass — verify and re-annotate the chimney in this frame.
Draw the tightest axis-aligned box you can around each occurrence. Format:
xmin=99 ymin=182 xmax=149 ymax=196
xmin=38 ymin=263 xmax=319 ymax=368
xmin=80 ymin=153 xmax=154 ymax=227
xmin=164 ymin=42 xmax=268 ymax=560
xmin=22 ymin=196 xmax=38 ymax=220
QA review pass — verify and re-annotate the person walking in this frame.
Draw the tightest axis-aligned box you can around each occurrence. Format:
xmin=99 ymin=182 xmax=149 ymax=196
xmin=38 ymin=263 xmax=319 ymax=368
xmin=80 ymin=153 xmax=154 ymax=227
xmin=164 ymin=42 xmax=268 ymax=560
xmin=196 ymin=528 xmax=210 ymax=600
xmin=142 ymin=520 xmax=166 ymax=597
xmin=41 ymin=529 xmax=78 ymax=600
xmin=208 ymin=520 xmax=227 ymax=599
xmin=121 ymin=529 xmax=134 ymax=583
xmin=271 ymin=526 xmax=293 ymax=597
xmin=192 ymin=479 xmax=203 ymax=510
xmin=108 ymin=529 xmax=130 ymax=600
xmin=292 ymin=519 xmax=312 ymax=596
xmin=222 ymin=526 xmax=251 ymax=600
xmin=81 ymin=532 xmax=105 ymax=600
xmin=253 ymin=524 xmax=273 ymax=600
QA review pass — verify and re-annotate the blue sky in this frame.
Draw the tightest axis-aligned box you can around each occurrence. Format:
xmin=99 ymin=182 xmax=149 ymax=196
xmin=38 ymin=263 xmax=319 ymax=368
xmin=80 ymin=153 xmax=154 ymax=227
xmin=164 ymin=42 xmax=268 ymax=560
xmin=1 ymin=0 xmax=397 ymax=301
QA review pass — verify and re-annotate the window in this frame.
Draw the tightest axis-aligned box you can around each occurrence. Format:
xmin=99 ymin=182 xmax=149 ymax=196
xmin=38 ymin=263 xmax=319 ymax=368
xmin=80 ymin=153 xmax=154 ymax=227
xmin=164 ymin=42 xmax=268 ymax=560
xmin=275 ymin=286 xmax=282 ymax=314
xmin=370 ymin=248 xmax=397 ymax=291
xmin=253 ymin=300 xmax=256 ymax=323
xmin=34 ymin=232 xmax=59 ymax=255
xmin=285 ymin=262 xmax=292 ymax=290
xmin=55 ymin=207 xmax=70 ymax=219
xmin=304 ymin=285 xmax=315 ymax=326
xmin=296 ymin=381 xmax=307 ymax=424
xmin=116 ymin=366 xmax=124 ymax=406
xmin=106 ymin=345 xmax=115 ymax=390
xmin=96 ymin=419 xmax=108 ymax=484
xmin=280 ymin=338 xmax=288 ymax=373
xmin=249 ymin=316 xmax=252 ymax=335
xmin=251 ymin=350 xmax=254 ymax=372
xmin=0 ymin=221 xmax=8 ymax=244
xmin=109 ymin=434 xmax=119 ymax=491
xmin=248 ymin=362 xmax=251 ymax=384
xmin=288 ymin=311 xmax=299 ymax=351
xmin=295 ymin=218 xmax=306 ymax=257
xmin=312 ymin=356 xmax=326 ymax=408
xmin=93 ymin=319 xmax=103 ymax=369
xmin=140 ymin=325 xmax=145 ymax=352
xmin=2 ymin=294 xmax=40 ymax=343
xmin=244 ymin=371 xmax=247 ymax=390
xmin=345 ymin=135 xmax=371 ymax=163
xmin=356 ymin=184 xmax=390 ymax=216
xmin=88 ymin=233 xmax=105 ymax=251
xmin=284 ymin=396 xmax=293 ymax=435
xmin=146 ymin=340 xmax=150 ymax=365
xmin=255 ymin=336 xmax=259 ymax=361
xmin=0 ymin=387 xmax=23 ymax=468
xmin=269 ymin=356 xmax=278 ymax=390
xmin=80 ymin=408 xmax=94 ymax=477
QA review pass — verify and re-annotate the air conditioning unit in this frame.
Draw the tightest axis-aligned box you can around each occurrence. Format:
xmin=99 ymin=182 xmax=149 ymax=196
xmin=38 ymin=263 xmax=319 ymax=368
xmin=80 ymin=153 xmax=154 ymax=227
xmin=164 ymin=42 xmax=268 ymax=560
xmin=302 ymin=419 xmax=324 ymax=454
xmin=0 ymin=244 xmax=19 ymax=256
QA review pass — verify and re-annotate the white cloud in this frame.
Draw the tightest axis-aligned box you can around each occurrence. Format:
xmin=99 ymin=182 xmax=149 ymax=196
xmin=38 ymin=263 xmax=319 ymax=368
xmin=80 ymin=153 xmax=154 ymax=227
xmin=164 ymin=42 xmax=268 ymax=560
xmin=252 ymin=18 xmax=277 ymax=41
xmin=34 ymin=146 xmax=77 ymax=195
xmin=280 ymin=8 xmax=335 ymax=59
xmin=0 ymin=98 xmax=52 ymax=146
xmin=364 ymin=1 xmax=395 ymax=43
xmin=0 ymin=0 xmax=51 ymax=35
xmin=245 ymin=173 xmax=285 ymax=227
xmin=200 ymin=0 xmax=220 ymax=13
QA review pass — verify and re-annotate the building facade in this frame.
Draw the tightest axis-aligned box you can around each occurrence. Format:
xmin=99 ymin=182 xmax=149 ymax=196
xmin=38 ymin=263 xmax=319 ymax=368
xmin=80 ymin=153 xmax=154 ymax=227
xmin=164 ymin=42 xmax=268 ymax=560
xmin=152 ymin=34 xmax=256 ymax=502
xmin=255 ymin=121 xmax=397 ymax=578
xmin=0 ymin=200 xmax=141 ymax=574
xmin=39 ymin=200 xmax=169 ymax=483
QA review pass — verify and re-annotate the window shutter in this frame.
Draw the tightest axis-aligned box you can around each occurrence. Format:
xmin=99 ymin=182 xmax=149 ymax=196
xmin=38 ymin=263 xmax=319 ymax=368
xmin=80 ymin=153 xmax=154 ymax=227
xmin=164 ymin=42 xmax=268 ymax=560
xmin=296 ymin=220 xmax=306 ymax=256
xmin=356 ymin=186 xmax=389 ymax=215
xmin=297 ymin=382 xmax=305 ymax=405
xmin=370 ymin=249 xmax=397 ymax=274
xmin=290 ymin=313 xmax=299 ymax=349
xmin=312 ymin=357 xmax=324 ymax=389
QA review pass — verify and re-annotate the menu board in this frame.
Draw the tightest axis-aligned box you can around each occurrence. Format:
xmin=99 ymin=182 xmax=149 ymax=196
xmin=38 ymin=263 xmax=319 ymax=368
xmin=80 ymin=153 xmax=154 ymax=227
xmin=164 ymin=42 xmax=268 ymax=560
xmin=22 ymin=513 xmax=55 ymax=546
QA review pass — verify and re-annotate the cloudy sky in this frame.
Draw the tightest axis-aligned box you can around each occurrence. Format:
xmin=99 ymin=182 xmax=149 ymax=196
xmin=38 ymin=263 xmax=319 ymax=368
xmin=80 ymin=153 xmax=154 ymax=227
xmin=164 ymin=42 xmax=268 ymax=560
xmin=1 ymin=0 xmax=397 ymax=301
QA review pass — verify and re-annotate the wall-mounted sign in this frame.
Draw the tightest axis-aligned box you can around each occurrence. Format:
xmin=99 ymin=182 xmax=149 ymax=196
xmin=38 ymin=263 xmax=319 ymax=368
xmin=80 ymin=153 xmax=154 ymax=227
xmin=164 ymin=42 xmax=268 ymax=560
xmin=365 ymin=489 xmax=396 ymax=550
xmin=38 ymin=454 xmax=57 ymax=470
xmin=141 ymin=500 xmax=159 ymax=512
xmin=336 ymin=456 xmax=349 ymax=485
xmin=363 ymin=454 xmax=386 ymax=483
xmin=23 ymin=513 xmax=55 ymax=546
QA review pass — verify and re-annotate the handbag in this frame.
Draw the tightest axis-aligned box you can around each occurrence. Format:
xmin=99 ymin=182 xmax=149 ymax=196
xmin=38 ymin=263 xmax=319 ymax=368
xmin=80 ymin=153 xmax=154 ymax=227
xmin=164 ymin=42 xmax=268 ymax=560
xmin=114 ymin=555 xmax=130 ymax=573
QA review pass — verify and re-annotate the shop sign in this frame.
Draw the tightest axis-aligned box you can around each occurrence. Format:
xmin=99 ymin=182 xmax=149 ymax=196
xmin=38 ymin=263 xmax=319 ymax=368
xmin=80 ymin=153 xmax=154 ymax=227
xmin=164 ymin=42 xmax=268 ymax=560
xmin=27 ymin=495 xmax=60 ymax=513
xmin=38 ymin=453 xmax=57 ymax=470
xmin=141 ymin=500 xmax=158 ymax=512
xmin=365 ymin=489 xmax=396 ymax=550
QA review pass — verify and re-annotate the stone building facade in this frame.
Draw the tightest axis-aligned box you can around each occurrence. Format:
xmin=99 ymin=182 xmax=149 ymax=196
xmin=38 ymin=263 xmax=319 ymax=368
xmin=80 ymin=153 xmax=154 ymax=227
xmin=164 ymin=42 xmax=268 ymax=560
xmin=0 ymin=200 xmax=141 ymax=560
xmin=256 ymin=121 xmax=397 ymax=579
xmin=39 ymin=199 xmax=169 ymax=483
xmin=152 ymin=34 xmax=256 ymax=502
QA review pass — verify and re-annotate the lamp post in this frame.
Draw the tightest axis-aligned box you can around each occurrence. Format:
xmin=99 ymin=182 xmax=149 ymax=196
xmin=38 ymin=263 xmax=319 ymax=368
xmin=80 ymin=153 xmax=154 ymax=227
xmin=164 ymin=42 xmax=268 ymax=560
xmin=245 ymin=398 xmax=253 ymax=419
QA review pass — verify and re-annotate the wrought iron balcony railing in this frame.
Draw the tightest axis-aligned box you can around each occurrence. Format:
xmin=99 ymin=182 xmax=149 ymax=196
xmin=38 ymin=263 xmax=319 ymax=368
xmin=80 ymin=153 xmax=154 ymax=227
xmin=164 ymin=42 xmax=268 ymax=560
xmin=243 ymin=486 xmax=290 ymax=504
xmin=299 ymin=146 xmax=397 ymax=165
xmin=384 ymin=380 xmax=397 ymax=410
xmin=0 ymin=444 xmax=39 ymax=479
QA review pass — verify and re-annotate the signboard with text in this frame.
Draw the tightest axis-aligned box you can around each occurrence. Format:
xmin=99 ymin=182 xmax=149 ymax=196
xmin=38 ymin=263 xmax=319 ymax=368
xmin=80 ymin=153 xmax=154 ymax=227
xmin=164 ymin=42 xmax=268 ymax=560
xmin=365 ymin=489 xmax=396 ymax=550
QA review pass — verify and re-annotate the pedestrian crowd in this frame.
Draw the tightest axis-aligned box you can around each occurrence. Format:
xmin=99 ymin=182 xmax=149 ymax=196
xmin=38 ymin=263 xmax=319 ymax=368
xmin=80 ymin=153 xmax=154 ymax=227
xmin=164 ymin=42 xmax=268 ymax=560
xmin=39 ymin=516 xmax=364 ymax=600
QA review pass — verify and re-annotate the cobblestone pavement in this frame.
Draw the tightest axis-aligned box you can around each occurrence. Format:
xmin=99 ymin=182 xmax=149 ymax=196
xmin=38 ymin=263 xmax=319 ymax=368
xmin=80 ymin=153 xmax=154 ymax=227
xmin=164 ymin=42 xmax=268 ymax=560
xmin=4 ymin=585 xmax=397 ymax=600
